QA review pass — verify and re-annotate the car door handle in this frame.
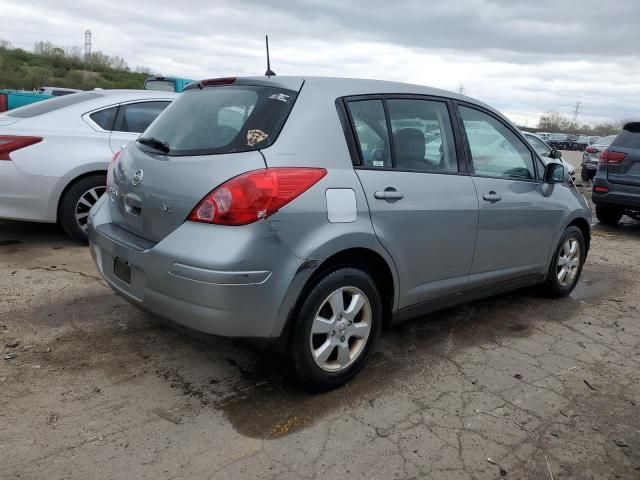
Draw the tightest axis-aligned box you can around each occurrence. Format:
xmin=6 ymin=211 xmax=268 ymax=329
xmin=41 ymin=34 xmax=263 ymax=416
xmin=482 ymin=191 xmax=502 ymax=203
xmin=374 ymin=189 xmax=404 ymax=200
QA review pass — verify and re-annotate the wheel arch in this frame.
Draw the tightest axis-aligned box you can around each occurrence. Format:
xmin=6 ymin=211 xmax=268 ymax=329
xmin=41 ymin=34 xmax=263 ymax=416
xmin=56 ymin=169 xmax=107 ymax=222
xmin=276 ymin=246 xmax=398 ymax=353
xmin=567 ymin=217 xmax=591 ymax=254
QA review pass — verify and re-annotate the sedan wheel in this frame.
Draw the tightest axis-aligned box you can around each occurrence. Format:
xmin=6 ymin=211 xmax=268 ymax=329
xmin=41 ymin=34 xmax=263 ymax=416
xmin=310 ymin=286 xmax=372 ymax=372
xmin=75 ymin=186 xmax=107 ymax=233
xmin=541 ymin=226 xmax=585 ymax=297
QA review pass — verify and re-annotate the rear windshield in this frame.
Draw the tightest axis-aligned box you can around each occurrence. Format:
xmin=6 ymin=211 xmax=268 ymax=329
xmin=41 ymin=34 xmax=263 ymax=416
xmin=612 ymin=124 xmax=640 ymax=149
xmin=8 ymin=92 xmax=101 ymax=118
xmin=144 ymin=80 xmax=176 ymax=92
xmin=139 ymin=85 xmax=297 ymax=156
xmin=598 ymin=135 xmax=617 ymax=146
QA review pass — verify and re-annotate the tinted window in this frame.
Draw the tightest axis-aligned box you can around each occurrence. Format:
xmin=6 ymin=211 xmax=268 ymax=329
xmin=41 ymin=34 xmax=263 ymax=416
xmin=89 ymin=106 xmax=118 ymax=130
xmin=460 ymin=106 xmax=535 ymax=180
xmin=8 ymin=92 xmax=102 ymax=118
xmin=348 ymin=100 xmax=391 ymax=168
xmin=52 ymin=90 xmax=76 ymax=97
xmin=612 ymin=127 xmax=640 ymax=149
xmin=387 ymin=99 xmax=457 ymax=172
xmin=113 ymin=101 xmax=170 ymax=133
xmin=140 ymin=86 xmax=297 ymax=156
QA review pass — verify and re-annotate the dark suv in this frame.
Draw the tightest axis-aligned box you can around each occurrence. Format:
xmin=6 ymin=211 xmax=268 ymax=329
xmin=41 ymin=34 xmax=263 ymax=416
xmin=592 ymin=122 xmax=640 ymax=225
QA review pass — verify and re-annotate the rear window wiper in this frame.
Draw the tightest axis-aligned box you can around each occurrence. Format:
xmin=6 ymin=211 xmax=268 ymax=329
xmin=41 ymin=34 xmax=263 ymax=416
xmin=138 ymin=136 xmax=170 ymax=153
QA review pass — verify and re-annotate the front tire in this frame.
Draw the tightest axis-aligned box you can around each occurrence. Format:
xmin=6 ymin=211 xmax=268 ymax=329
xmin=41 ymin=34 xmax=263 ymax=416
xmin=59 ymin=174 xmax=106 ymax=243
xmin=290 ymin=268 xmax=382 ymax=391
xmin=541 ymin=226 xmax=585 ymax=298
xmin=595 ymin=206 xmax=623 ymax=226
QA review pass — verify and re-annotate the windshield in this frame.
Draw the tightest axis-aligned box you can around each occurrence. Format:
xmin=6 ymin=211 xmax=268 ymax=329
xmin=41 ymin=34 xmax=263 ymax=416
xmin=140 ymin=85 xmax=297 ymax=156
xmin=599 ymin=135 xmax=617 ymax=146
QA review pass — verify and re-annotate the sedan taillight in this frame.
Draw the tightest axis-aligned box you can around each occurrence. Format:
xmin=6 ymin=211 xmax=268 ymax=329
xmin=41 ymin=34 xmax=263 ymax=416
xmin=188 ymin=168 xmax=327 ymax=226
xmin=585 ymin=146 xmax=598 ymax=154
xmin=0 ymin=135 xmax=43 ymax=161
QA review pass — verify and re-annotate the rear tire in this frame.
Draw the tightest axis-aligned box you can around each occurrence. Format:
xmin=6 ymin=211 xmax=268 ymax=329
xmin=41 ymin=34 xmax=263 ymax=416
xmin=541 ymin=226 xmax=585 ymax=298
xmin=59 ymin=174 xmax=106 ymax=243
xmin=595 ymin=205 xmax=623 ymax=226
xmin=290 ymin=268 xmax=382 ymax=391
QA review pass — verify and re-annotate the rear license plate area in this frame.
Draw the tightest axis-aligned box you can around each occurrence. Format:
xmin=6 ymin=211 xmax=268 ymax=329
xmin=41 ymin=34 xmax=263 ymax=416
xmin=113 ymin=257 xmax=131 ymax=284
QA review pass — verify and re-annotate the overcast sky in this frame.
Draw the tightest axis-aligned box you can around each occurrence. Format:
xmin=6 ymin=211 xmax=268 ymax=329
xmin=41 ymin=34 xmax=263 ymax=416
xmin=1 ymin=0 xmax=639 ymax=126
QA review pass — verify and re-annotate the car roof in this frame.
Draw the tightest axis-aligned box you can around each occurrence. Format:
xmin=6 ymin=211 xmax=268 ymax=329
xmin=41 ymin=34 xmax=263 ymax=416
xmin=91 ymin=89 xmax=179 ymax=99
xmin=200 ymin=76 xmax=508 ymax=122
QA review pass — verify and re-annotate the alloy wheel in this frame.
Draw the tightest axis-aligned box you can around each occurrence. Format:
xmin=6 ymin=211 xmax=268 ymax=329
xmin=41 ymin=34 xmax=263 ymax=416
xmin=310 ymin=286 xmax=372 ymax=372
xmin=75 ymin=186 xmax=106 ymax=232
xmin=557 ymin=237 xmax=581 ymax=287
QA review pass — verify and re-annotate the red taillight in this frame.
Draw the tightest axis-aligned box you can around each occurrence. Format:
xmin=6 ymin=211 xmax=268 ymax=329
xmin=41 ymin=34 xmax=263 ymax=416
xmin=0 ymin=94 xmax=7 ymax=112
xmin=593 ymin=186 xmax=609 ymax=193
xmin=599 ymin=150 xmax=627 ymax=165
xmin=188 ymin=168 xmax=327 ymax=226
xmin=200 ymin=77 xmax=237 ymax=86
xmin=0 ymin=135 xmax=42 ymax=161
xmin=585 ymin=146 xmax=598 ymax=154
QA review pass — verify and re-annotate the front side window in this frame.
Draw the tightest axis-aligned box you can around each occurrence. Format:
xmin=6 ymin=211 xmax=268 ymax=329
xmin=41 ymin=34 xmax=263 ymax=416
xmin=387 ymin=99 xmax=458 ymax=172
xmin=347 ymin=100 xmax=391 ymax=168
xmin=113 ymin=101 xmax=170 ymax=133
xmin=460 ymin=106 xmax=535 ymax=180
xmin=525 ymin=134 xmax=550 ymax=156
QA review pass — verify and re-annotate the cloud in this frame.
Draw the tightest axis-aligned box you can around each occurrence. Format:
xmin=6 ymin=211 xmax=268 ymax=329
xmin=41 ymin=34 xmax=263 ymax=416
xmin=1 ymin=0 xmax=639 ymax=125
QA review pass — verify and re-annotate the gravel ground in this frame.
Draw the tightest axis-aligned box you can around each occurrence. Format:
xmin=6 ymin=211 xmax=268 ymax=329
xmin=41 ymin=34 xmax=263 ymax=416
xmin=1 ymin=151 xmax=639 ymax=479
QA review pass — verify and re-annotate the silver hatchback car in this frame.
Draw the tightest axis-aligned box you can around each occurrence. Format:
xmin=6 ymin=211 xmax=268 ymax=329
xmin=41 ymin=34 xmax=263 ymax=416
xmin=88 ymin=77 xmax=591 ymax=390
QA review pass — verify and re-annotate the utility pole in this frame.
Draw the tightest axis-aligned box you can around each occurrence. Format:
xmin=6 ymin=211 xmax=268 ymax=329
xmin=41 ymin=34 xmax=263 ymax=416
xmin=83 ymin=30 xmax=92 ymax=86
xmin=571 ymin=101 xmax=582 ymax=128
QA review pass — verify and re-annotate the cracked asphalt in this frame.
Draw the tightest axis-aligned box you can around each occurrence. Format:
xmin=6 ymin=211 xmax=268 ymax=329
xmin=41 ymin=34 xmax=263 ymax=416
xmin=1 ymin=152 xmax=639 ymax=479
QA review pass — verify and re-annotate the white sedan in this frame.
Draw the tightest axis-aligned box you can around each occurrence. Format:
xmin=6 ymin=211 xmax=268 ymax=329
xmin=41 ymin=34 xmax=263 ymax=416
xmin=0 ymin=89 xmax=177 ymax=241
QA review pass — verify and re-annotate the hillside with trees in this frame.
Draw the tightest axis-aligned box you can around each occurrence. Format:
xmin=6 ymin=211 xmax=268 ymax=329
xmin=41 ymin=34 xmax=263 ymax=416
xmin=0 ymin=39 xmax=156 ymax=91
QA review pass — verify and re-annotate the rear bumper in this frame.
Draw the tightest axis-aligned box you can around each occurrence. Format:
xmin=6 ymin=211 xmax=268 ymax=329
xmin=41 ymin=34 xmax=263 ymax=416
xmin=88 ymin=196 xmax=309 ymax=338
xmin=592 ymin=189 xmax=640 ymax=209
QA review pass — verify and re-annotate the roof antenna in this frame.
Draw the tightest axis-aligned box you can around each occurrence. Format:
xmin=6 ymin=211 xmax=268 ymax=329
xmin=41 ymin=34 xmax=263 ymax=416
xmin=265 ymin=35 xmax=276 ymax=77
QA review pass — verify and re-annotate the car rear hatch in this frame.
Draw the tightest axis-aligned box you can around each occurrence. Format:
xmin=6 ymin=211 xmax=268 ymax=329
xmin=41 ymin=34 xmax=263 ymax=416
xmin=604 ymin=123 xmax=640 ymax=188
xmin=108 ymin=78 xmax=303 ymax=243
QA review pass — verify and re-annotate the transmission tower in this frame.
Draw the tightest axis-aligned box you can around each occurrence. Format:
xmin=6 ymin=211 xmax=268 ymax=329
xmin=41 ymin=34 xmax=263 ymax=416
xmin=571 ymin=101 xmax=582 ymax=126
xmin=83 ymin=30 xmax=92 ymax=86
xmin=458 ymin=83 xmax=465 ymax=95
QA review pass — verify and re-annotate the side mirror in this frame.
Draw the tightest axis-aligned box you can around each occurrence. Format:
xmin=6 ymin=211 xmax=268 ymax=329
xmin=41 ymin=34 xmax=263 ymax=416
xmin=548 ymin=149 xmax=561 ymax=159
xmin=544 ymin=162 xmax=565 ymax=183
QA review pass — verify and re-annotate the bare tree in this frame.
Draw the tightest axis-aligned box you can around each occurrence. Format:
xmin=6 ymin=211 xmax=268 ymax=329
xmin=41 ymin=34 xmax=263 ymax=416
xmin=538 ymin=111 xmax=571 ymax=132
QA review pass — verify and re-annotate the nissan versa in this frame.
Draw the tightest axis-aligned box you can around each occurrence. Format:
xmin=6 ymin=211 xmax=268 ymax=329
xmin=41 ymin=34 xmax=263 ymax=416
xmin=88 ymin=77 xmax=591 ymax=390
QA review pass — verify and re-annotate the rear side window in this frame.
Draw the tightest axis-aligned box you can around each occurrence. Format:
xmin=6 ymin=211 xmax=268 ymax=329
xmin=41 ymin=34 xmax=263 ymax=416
xmin=8 ymin=92 xmax=102 ymax=118
xmin=612 ymin=124 xmax=640 ymax=149
xmin=90 ymin=106 xmax=118 ymax=131
xmin=387 ymin=99 xmax=458 ymax=172
xmin=113 ymin=101 xmax=170 ymax=133
xmin=139 ymin=85 xmax=297 ymax=156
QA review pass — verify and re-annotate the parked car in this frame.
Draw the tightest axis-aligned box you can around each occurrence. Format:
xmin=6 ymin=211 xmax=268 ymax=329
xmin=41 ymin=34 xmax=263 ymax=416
xmin=0 ymin=89 xmax=177 ymax=241
xmin=569 ymin=135 xmax=590 ymax=151
xmin=537 ymin=132 xmax=551 ymax=141
xmin=36 ymin=87 xmax=81 ymax=97
xmin=88 ymin=77 xmax=591 ymax=391
xmin=522 ymin=132 xmax=576 ymax=176
xmin=144 ymin=76 xmax=194 ymax=93
xmin=592 ymin=122 xmax=640 ymax=224
xmin=548 ymin=133 xmax=570 ymax=150
xmin=581 ymin=134 xmax=617 ymax=180
xmin=0 ymin=89 xmax=53 ymax=112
